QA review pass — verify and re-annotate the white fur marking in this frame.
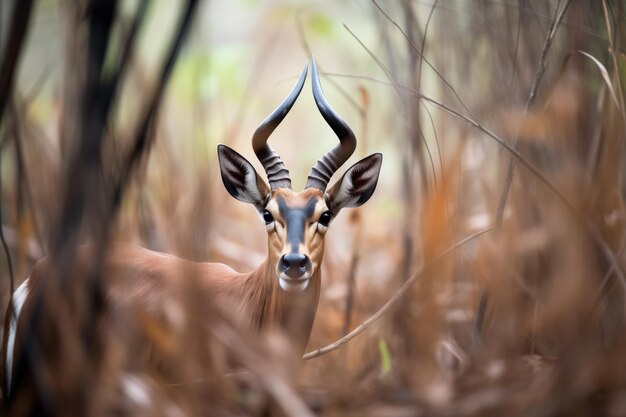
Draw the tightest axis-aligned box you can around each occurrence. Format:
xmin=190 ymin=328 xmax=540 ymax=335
xmin=6 ymin=278 xmax=30 ymax=394
xmin=336 ymin=178 xmax=359 ymax=208
xmin=279 ymin=273 xmax=310 ymax=293
xmin=244 ymin=169 xmax=261 ymax=203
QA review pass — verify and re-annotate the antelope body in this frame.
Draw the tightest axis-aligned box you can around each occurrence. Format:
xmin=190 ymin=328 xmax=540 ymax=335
xmin=1 ymin=59 xmax=382 ymax=401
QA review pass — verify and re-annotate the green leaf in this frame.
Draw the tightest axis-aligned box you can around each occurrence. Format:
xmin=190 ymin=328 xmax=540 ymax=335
xmin=308 ymin=13 xmax=334 ymax=38
xmin=378 ymin=338 xmax=392 ymax=377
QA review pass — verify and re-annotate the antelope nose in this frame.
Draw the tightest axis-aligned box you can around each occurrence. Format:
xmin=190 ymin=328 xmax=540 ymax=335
xmin=279 ymin=253 xmax=311 ymax=278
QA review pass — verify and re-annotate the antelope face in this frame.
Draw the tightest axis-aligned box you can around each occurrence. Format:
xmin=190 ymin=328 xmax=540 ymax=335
xmin=265 ymin=188 xmax=326 ymax=292
xmin=217 ymin=58 xmax=382 ymax=293
xmin=218 ymin=147 xmax=382 ymax=292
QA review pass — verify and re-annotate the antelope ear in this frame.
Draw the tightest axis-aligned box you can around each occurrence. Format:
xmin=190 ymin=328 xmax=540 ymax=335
xmin=325 ymin=153 xmax=382 ymax=213
xmin=218 ymin=144 xmax=270 ymax=210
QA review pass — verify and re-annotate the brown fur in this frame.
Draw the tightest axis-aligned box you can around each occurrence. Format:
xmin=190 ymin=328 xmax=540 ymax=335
xmin=2 ymin=190 xmax=328 ymax=401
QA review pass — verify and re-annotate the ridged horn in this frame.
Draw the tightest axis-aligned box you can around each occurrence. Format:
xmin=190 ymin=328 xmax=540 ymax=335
xmin=252 ymin=62 xmax=308 ymax=190
xmin=305 ymin=57 xmax=357 ymax=191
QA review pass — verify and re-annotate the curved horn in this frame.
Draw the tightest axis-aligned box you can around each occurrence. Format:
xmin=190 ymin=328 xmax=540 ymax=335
xmin=252 ymin=62 xmax=308 ymax=190
xmin=305 ymin=57 xmax=357 ymax=191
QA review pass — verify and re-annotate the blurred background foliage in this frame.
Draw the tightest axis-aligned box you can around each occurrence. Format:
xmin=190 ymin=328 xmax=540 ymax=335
xmin=2 ymin=0 xmax=626 ymax=416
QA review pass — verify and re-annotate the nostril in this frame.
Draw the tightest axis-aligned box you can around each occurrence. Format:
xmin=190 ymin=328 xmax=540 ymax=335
xmin=280 ymin=253 xmax=310 ymax=278
xmin=284 ymin=253 xmax=304 ymax=266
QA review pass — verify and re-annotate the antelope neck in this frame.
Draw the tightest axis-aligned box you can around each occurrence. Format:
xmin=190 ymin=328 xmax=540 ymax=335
xmin=243 ymin=258 xmax=321 ymax=351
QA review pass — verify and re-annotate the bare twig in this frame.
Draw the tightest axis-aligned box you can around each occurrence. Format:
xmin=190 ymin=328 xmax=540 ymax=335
xmin=482 ymin=1 xmax=571 ymax=341
xmin=342 ymin=240 xmax=360 ymax=335
xmin=0 ymin=122 xmax=16 ymax=305
xmin=509 ymin=2 xmax=522 ymax=88
xmin=495 ymin=0 xmax=572 ymax=224
xmin=304 ymin=225 xmax=497 ymax=360
xmin=371 ymin=0 xmax=474 ymax=119
xmin=111 ymin=0 xmax=199 ymax=215
xmin=295 ymin=14 xmax=364 ymax=117
xmin=601 ymin=0 xmax=626 ymax=127
xmin=53 ymin=0 xmax=121 ymax=253
xmin=422 ymin=104 xmax=445 ymax=198
xmin=222 ymin=30 xmax=282 ymax=145
xmin=418 ymin=0 xmax=445 ymax=191
xmin=526 ymin=0 xmax=572 ymax=111
xmin=11 ymin=3 xmax=200 ymax=413
xmin=10 ymin=101 xmax=48 ymax=256
xmin=367 ymin=2 xmax=451 ymax=193
xmin=0 ymin=0 xmax=34 ymax=124
xmin=98 ymin=0 xmax=150 ymax=118
xmin=326 ymin=71 xmax=626 ymax=292
xmin=417 ymin=0 xmax=439 ymax=93
xmin=343 ymin=24 xmax=438 ymax=189
xmin=0 ymin=5 xmax=33 ymax=294
xmin=409 ymin=85 xmax=626 ymax=294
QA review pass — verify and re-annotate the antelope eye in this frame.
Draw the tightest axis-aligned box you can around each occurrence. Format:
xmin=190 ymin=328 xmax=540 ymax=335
xmin=318 ymin=211 xmax=332 ymax=227
xmin=262 ymin=209 xmax=274 ymax=224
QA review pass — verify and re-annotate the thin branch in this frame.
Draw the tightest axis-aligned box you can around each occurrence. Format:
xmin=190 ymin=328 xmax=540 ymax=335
xmin=100 ymin=0 xmax=150 ymax=117
xmin=343 ymin=23 xmax=438 ymax=187
xmin=526 ymin=0 xmax=572 ymax=111
xmin=422 ymin=103 xmax=449 ymax=219
xmin=0 ymin=0 xmax=34 ymax=124
xmin=296 ymin=13 xmax=364 ymax=117
xmin=416 ymin=0 xmax=444 ymax=186
xmin=602 ymin=0 xmax=626 ymax=126
xmin=0 ymin=120 xmax=15 ymax=310
xmin=411 ymin=0 xmax=604 ymax=41
xmin=222 ymin=30 xmax=280 ymax=145
xmin=417 ymin=0 xmax=439 ymax=94
xmin=304 ymin=225 xmax=497 ymax=360
xmin=509 ymin=0 xmax=522 ymax=89
xmin=325 ymin=73 xmax=559 ymax=197
xmin=342 ymin=26 xmax=401 ymax=104
xmin=53 ymin=0 xmax=121 ymax=254
xmin=496 ymin=0 xmax=572 ymax=224
xmin=591 ymin=242 xmax=626 ymax=313
xmin=10 ymin=3 xmax=199 ymax=412
xmin=371 ymin=0 xmax=475 ymax=119
xmin=326 ymin=71 xmax=626 ymax=293
xmin=10 ymin=100 xmax=48 ymax=256
xmin=416 ymin=116 xmax=439 ymax=190
xmin=342 ymin=240 xmax=360 ymax=335
xmin=110 ymin=0 xmax=199 ymax=214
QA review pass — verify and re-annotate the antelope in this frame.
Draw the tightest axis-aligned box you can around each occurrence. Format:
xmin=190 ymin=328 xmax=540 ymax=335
xmin=1 ymin=59 xmax=382 ymax=400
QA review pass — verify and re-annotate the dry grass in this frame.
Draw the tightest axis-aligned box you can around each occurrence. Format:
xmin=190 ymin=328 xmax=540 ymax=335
xmin=1 ymin=0 xmax=626 ymax=416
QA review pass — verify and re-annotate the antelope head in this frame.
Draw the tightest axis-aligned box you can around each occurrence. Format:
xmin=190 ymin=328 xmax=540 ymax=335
xmin=218 ymin=59 xmax=382 ymax=293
